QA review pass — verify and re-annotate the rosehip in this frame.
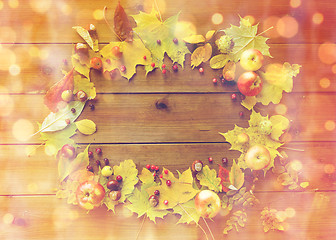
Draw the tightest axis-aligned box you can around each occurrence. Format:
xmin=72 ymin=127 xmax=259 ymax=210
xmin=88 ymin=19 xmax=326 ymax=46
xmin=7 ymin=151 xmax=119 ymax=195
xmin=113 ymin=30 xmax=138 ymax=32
xmin=208 ymin=157 xmax=213 ymax=163
xmin=88 ymin=151 xmax=93 ymax=158
xmin=157 ymin=39 xmax=161 ymax=44
xmin=143 ymin=55 xmax=147 ymax=60
xmin=172 ymin=64 xmax=178 ymax=71
xmin=95 ymin=160 xmax=101 ymax=166
xmin=212 ymin=78 xmax=217 ymax=84
xmin=104 ymin=158 xmax=109 ymax=165
xmin=151 ymin=62 xmax=155 ymax=68
xmin=166 ymin=180 xmax=172 ymax=186
xmin=90 ymin=57 xmax=103 ymax=70
xmin=87 ymin=165 xmax=93 ymax=172
xmin=96 ymin=148 xmax=102 ymax=155
xmin=231 ymin=93 xmax=237 ymax=100
xmin=164 ymin=169 xmax=168 ymax=174
xmin=120 ymin=65 xmax=126 ymax=72
xmin=199 ymin=67 xmax=204 ymax=73
xmin=116 ymin=175 xmax=123 ymax=182
xmin=154 ymin=190 xmax=160 ymax=196
xmin=146 ymin=164 xmax=151 ymax=170
xmin=162 ymin=64 xmax=166 ymax=68
xmin=162 ymin=69 xmax=166 ymax=74
xmin=173 ymin=38 xmax=178 ymax=44
xmin=163 ymin=200 xmax=168 ymax=205
xmin=111 ymin=46 xmax=122 ymax=58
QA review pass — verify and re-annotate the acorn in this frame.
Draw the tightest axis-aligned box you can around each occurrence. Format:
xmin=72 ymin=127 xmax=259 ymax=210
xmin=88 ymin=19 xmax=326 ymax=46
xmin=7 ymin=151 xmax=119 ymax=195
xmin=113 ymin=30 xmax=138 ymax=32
xmin=149 ymin=195 xmax=159 ymax=207
xmin=192 ymin=160 xmax=203 ymax=172
xmin=76 ymin=90 xmax=87 ymax=102
xmin=109 ymin=190 xmax=121 ymax=201
xmin=106 ymin=180 xmax=119 ymax=191
xmin=74 ymin=43 xmax=89 ymax=56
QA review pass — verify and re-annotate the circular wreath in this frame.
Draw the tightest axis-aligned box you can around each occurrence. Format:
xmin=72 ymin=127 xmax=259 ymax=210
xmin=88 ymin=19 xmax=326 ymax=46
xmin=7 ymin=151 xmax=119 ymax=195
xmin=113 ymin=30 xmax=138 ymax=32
xmin=30 ymin=2 xmax=304 ymax=237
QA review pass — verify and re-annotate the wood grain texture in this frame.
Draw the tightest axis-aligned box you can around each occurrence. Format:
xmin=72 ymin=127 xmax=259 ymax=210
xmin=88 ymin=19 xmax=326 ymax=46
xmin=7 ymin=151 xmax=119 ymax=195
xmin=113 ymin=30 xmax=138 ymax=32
xmin=0 ymin=192 xmax=335 ymax=240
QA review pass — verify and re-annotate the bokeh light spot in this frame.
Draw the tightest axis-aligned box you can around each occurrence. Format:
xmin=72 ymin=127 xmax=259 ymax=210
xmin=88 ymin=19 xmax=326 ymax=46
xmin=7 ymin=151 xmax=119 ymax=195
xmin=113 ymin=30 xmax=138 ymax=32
xmin=331 ymin=64 xmax=336 ymax=74
xmin=275 ymin=104 xmax=287 ymax=115
xmin=243 ymin=15 xmax=255 ymax=25
xmin=175 ymin=21 xmax=196 ymax=39
xmin=3 ymin=213 xmax=14 ymax=225
xmin=27 ymin=182 xmax=39 ymax=193
xmin=144 ymin=0 xmax=166 ymax=14
xmin=324 ymin=164 xmax=335 ymax=174
xmin=93 ymin=9 xmax=104 ymax=20
xmin=8 ymin=0 xmax=19 ymax=9
xmin=318 ymin=42 xmax=336 ymax=65
xmin=9 ymin=64 xmax=21 ymax=76
xmin=277 ymin=16 xmax=299 ymax=38
xmin=325 ymin=120 xmax=335 ymax=131
xmin=211 ymin=13 xmax=223 ymax=25
xmin=0 ymin=94 xmax=14 ymax=117
xmin=60 ymin=3 xmax=72 ymax=15
xmin=263 ymin=16 xmax=280 ymax=38
xmin=290 ymin=0 xmax=301 ymax=8
xmin=291 ymin=160 xmax=303 ymax=171
xmin=29 ymin=0 xmax=52 ymax=13
xmin=0 ymin=1 xmax=4 ymax=10
xmin=0 ymin=48 xmax=16 ymax=70
xmin=312 ymin=12 xmax=324 ymax=25
xmin=12 ymin=119 xmax=34 ymax=142
xmin=275 ymin=211 xmax=287 ymax=222
xmin=0 ymin=27 xmax=16 ymax=43
xmin=319 ymin=77 xmax=330 ymax=89
xmin=285 ymin=208 xmax=296 ymax=218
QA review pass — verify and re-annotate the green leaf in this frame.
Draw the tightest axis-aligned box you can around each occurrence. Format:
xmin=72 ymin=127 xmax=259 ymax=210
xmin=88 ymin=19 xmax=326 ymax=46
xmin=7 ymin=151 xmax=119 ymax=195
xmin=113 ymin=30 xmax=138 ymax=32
xmin=73 ymin=26 xmax=99 ymax=52
xmin=100 ymin=39 xmax=152 ymax=80
xmin=224 ymin=18 xmax=271 ymax=62
xmin=72 ymin=54 xmax=90 ymax=79
xmin=40 ymin=101 xmax=85 ymax=132
xmin=229 ymin=161 xmax=244 ymax=190
xmin=132 ymin=9 xmax=191 ymax=71
xmin=209 ymin=54 xmax=231 ymax=69
xmin=126 ymin=187 xmax=169 ymax=223
xmin=74 ymin=75 xmax=96 ymax=100
xmin=75 ymin=119 xmax=96 ymax=135
xmin=40 ymin=123 xmax=78 ymax=156
xmin=58 ymin=145 xmax=90 ymax=181
xmin=173 ymin=200 xmax=201 ymax=224
xmin=196 ymin=165 xmax=222 ymax=192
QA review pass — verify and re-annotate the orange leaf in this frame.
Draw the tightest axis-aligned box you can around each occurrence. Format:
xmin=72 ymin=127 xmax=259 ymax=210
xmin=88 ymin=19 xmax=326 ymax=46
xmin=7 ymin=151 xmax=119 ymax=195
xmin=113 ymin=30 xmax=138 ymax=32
xmin=218 ymin=164 xmax=230 ymax=192
xmin=44 ymin=69 xmax=74 ymax=112
xmin=114 ymin=2 xmax=133 ymax=42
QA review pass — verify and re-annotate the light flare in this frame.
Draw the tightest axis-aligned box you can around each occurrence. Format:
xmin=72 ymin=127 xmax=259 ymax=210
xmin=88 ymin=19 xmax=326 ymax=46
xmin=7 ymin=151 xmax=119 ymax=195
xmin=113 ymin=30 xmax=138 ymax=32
xmin=319 ymin=77 xmax=330 ymax=89
xmin=324 ymin=120 xmax=335 ymax=131
xmin=12 ymin=119 xmax=34 ymax=142
xmin=312 ymin=12 xmax=324 ymax=25
xmin=276 ymin=16 xmax=299 ymax=38
xmin=211 ymin=13 xmax=223 ymax=25
xmin=318 ymin=42 xmax=336 ymax=65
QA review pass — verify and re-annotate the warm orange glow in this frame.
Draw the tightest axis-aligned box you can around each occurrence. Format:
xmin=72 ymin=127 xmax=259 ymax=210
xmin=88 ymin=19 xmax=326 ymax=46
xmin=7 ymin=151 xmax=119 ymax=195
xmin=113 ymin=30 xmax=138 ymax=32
xmin=277 ymin=16 xmax=299 ymax=38
xmin=3 ymin=213 xmax=14 ymax=225
xmin=332 ymin=64 xmax=336 ymax=74
xmin=318 ymin=42 xmax=336 ymax=65
xmin=0 ymin=92 xmax=14 ymax=116
xmin=324 ymin=164 xmax=335 ymax=174
xmin=263 ymin=16 xmax=280 ymax=38
xmin=325 ymin=120 xmax=336 ymax=131
xmin=211 ymin=13 xmax=223 ymax=25
xmin=312 ymin=12 xmax=324 ymax=25
xmin=0 ymin=1 xmax=4 ymax=10
xmin=60 ymin=3 xmax=72 ymax=15
xmin=285 ymin=208 xmax=296 ymax=218
xmin=0 ymin=26 xmax=16 ymax=43
xmin=319 ymin=77 xmax=330 ymax=89
xmin=29 ymin=0 xmax=52 ymax=13
xmin=275 ymin=104 xmax=288 ymax=115
xmin=243 ymin=15 xmax=255 ymax=25
xmin=291 ymin=160 xmax=303 ymax=171
xmin=27 ymin=182 xmax=39 ymax=193
xmin=0 ymin=48 xmax=16 ymax=70
xmin=290 ymin=0 xmax=301 ymax=8
xmin=12 ymin=119 xmax=35 ymax=142
xmin=175 ymin=21 xmax=196 ymax=38
xmin=93 ymin=9 xmax=104 ymax=20
xmin=9 ymin=64 xmax=21 ymax=76
xmin=8 ymin=0 xmax=19 ymax=9
xmin=144 ymin=0 xmax=166 ymax=14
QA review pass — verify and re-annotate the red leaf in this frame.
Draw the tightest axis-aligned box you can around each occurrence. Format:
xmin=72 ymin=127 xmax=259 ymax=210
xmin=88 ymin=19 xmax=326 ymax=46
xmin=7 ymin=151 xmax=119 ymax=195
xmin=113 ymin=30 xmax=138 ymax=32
xmin=218 ymin=164 xmax=230 ymax=192
xmin=44 ymin=69 xmax=74 ymax=112
xmin=114 ymin=2 xmax=133 ymax=42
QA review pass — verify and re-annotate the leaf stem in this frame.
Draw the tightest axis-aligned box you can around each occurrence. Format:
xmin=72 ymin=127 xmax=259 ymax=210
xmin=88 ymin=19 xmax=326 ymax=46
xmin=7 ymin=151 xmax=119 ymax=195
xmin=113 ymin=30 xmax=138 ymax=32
xmin=135 ymin=215 xmax=146 ymax=240
xmin=178 ymin=203 xmax=209 ymax=240
xmin=103 ymin=6 xmax=123 ymax=42
xmin=202 ymin=217 xmax=216 ymax=240
xmin=280 ymin=146 xmax=305 ymax=152
xmin=154 ymin=0 xmax=163 ymax=22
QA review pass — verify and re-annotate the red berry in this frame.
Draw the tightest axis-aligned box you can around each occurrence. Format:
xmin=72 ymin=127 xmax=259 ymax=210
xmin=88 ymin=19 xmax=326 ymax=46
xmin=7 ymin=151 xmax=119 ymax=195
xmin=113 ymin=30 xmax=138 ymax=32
xmin=163 ymin=200 xmax=168 ymax=205
xmin=154 ymin=190 xmax=160 ymax=196
xmin=143 ymin=55 xmax=147 ymax=60
xmin=166 ymin=180 xmax=172 ymax=186
xmin=90 ymin=57 xmax=103 ymax=70
xmin=87 ymin=165 xmax=93 ymax=172
xmin=151 ymin=62 xmax=155 ymax=68
xmin=111 ymin=46 xmax=122 ymax=58
xmin=146 ymin=164 xmax=151 ymax=170
xmin=162 ymin=69 xmax=166 ymax=74
xmin=155 ymin=166 xmax=159 ymax=171
xmin=95 ymin=160 xmax=101 ymax=166
xmin=162 ymin=64 xmax=166 ymax=68
xmin=173 ymin=38 xmax=178 ymax=44
xmin=104 ymin=158 xmax=109 ymax=165
xmin=199 ymin=67 xmax=204 ymax=73
xmin=212 ymin=78 xmax=217 ymax=84
xmin=151 ymin=165 xmax=156 ymax=170
xmin=88 ymin=151 xmax=93 ymax=158
xmin=222 ymin=157 xmax=228 ymax=165
xmin=172 ymin=65 xmax=178 ymax=71
xmin=164 ymin=169 xmax=168 ymax=174
xmin=89 ymin=104 xmax=95 ymax=110
xmin=239 ymin=111 xmax=244 ymax=118
xmin=208 ymin=157 xmax=213 ymax=163
xmin=116 ymin=175 xmax=123 ymax=182
xmin=96 ymin=148 xmax=102 ymax=155
xmin=120 ymin=65 xmax=126 ymax=72
xmin=153 ymin=172 xmax=156 ymax=177
xmin=159 ymin=174 xmax=163 ymax=178
xmin=231 ymin=93 xmax=237 ymax=100
xmin=157 ymin=39 xmax=161 ymax=44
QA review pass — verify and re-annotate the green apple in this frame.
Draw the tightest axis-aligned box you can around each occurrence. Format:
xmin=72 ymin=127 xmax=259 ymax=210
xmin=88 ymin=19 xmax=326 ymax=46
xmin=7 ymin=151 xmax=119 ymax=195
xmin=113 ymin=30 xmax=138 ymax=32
xmin=245 ymin=145 xmax=271 ymax=170
xmin=240 ymin=49 xmax=264 ymax=71
xmin=259 ymin=120 xmax=272 ymax=135
xmin=194 ymin=190 xmax=221 ymax=218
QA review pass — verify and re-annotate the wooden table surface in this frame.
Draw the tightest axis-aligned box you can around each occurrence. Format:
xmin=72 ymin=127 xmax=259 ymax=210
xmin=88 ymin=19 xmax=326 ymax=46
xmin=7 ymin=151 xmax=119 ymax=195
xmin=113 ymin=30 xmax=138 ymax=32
xmin=1 ymin=0 xmax=336 ymax=239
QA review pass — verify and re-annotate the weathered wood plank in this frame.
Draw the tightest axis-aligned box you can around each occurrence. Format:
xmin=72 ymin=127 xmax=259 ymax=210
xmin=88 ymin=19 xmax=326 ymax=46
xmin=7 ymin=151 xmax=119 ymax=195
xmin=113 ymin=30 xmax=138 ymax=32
xmin=0 ymin=0 xmax=334 ymax=44
xmin=0 ymin=142 xmax=334 ymax=195
xmin=0 ymin=93 xmax=334 ymax=144
xmin=0 ymin=192 xmax=335 ymax=239
xmin=0 ymin=43 xmax=332 ymax=93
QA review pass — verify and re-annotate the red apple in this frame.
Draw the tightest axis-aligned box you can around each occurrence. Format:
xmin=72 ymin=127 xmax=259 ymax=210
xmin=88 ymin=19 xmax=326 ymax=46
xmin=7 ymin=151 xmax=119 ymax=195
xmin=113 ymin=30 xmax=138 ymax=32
xmin=194 ymin=190 xmax=221 ymax=218
xmin=240 ymin=49 xmax=264 ymax=71
xmin=237 ymin=71 xmax=263 ymax=96
xmin=76 ymin=180 xmax=105 ymax=210
xmin=244 ymin=145 xmax=271 ymax=170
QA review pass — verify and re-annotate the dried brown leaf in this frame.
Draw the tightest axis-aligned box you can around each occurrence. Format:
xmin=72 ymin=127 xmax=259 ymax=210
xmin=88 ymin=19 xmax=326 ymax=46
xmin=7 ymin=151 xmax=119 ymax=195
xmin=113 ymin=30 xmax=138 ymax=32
xmin=114 ymin=2 xmax=133 ymax=42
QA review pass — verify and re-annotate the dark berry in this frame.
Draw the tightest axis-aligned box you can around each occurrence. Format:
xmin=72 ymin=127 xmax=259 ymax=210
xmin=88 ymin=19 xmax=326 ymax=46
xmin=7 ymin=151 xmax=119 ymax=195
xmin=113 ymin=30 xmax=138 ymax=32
xmin=239 ymin=94 xmax=246 ymax=100
xmin=89 ymin=104 xmax=95 ymax=110
xmin=157 ymin=39 xmax=161 ymax=44
xmin=96 ymin=148 xmax=102 ymax=155
xmin=107 ymin=180 xmax=119 ymax=190
xmin=71 ymin=108 xmax=76 ymax=113
xmin=116 ymin=175 xmax=123 ymax=182
xmin=88 ymin=151 xmax=93 ymax=158
xmin=95 ymin=160 xmax=101 ymax=166
xmin=239 ymin=111 xmax=244 ymax=118
xmin=149 ymin=195 xmax=159 ymax=207
xmin=222 ymin=157 xmax=228 ymax=165
xmin=87 ymin=165 xmax=93 ymax=172
xmin=146 ymin=164 xmax=151 ymax=170
xmin=154 ymin=190 xmax=160 ymax=196
xmin=166 ymin=180 xmax=172 ymax=186
xmin=104 ymin=158 xmax=109 ymax=165
xmin=173 ymin=38 xmax=178 ymax=44
xmin=172 ymin=64 xmax=178 ymax=72
xmin=231 ymin=93 xmax=237 ymax=100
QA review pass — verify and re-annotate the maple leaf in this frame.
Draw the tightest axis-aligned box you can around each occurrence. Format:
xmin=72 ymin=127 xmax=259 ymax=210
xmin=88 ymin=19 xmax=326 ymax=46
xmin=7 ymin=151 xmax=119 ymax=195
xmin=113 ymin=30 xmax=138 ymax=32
xmin=146 ymin=168 xmax=199 ymax=210
xmin=196 ymin=165 xmax=222 ymax=192
xmin=44 ymin=69 xmax=74 ymax=112
xmin=132 ymin=9 xmax=191 ymax=72
xmin=223 ymin=17 xmax=271 ymax=62
xmin=126 ymin=186 xmax=169 ymax=223
xmin=139 ymin=168 xmax=157 ymax=189
xmin=173 ymin=199 xmax=201 ymax=224
xmin=39 ymin=123 xmax=77 ymax=156
xmin=269 ymin=115 xmax=290 ymax=141
xmin=58 ymin=145 xmax=90 ymax=181
xmin=114 ymin=2 xmax=133 ymax=42
xmin=100 ymin=39 xmax=152 ymax=80
xmin=218 ymin=165 xmax=230 ymax=192
xmin=72 ymin=54 xmax=90 ymax=79
xmin=74 ymin=75 xmax=96 ymax=100
xmin=229 ymin=160 xmax=244 ymax=190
